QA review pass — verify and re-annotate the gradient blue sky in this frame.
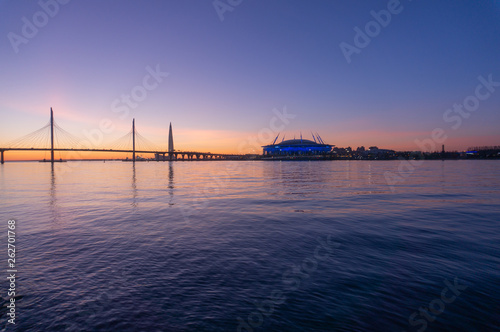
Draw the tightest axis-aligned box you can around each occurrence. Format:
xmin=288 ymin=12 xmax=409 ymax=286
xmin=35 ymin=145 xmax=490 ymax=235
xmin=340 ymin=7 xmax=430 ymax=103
xmin=1 ymin=0 xmax=499 ymax=155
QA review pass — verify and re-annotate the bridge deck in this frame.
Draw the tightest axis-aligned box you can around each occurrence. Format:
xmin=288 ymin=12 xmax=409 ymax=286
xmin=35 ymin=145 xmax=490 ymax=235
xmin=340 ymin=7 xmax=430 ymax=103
xmin=0 ymin=147 xmax=246 ymax=163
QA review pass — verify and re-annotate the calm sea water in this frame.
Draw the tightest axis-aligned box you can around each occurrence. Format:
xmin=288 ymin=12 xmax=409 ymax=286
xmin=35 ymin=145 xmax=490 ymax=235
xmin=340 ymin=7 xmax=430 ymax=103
xmin=0 ymin=160 xmax=499 ymax=331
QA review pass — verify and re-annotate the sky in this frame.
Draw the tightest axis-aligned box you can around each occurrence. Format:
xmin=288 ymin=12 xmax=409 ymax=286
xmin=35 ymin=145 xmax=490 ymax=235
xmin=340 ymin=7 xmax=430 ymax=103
xmin=1 ymin=0 xmax=499 ymax=159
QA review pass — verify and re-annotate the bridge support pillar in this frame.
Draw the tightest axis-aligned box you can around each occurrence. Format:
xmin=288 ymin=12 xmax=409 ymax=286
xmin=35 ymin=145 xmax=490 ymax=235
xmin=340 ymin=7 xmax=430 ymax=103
xmin=1 ymin=150 xmax=4 ymax=164
xmin=50 ymin=108 xmax=54 ymax=163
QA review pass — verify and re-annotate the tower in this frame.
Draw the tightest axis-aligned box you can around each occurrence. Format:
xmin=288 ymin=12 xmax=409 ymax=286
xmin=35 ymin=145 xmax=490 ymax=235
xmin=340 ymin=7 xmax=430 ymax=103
xmin=168 ymin=122 xmax=174 ymax=154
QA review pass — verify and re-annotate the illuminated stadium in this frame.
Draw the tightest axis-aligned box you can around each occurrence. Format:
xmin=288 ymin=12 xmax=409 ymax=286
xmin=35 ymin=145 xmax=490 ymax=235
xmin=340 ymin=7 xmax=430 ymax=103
xmin=262 ymin=133 xmax=333 ymax=156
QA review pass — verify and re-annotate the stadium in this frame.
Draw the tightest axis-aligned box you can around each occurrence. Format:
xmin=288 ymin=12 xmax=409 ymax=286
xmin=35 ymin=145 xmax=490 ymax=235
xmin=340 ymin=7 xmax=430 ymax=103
xmin=262 ymin=133 xmax=333 ymax=156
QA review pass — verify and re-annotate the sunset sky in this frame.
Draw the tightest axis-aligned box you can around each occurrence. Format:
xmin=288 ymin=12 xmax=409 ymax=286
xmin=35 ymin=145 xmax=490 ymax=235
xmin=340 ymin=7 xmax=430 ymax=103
xmin=1 ymin=0 xmax=499 ymax=159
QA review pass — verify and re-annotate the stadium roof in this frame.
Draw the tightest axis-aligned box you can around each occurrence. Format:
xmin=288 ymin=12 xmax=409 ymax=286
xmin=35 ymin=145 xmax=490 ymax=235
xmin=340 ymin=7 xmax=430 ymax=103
xmin=267 ymin=139 xmax=323 ymax=146
xmin=262 ymin=133 xmax=332 ymax=148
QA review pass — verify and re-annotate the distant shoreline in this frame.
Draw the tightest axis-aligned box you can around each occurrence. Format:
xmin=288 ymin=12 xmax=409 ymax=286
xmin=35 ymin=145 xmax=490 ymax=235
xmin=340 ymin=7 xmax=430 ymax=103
xmin=2 ymin=158 xmax=499 ymax=163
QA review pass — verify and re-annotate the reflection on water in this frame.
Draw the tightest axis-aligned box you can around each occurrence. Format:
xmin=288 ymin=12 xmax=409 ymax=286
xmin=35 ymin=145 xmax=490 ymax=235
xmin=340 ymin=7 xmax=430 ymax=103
xmin=131 ymin=163 xmax=137 ymax=208
xmin=0 ymin=162 xmax=4 ymax=192
xmin=50 ymin=164 xmax=56 ymax=206
xmin=49 ymin=164 xmax=61 ymax=223
xmin=168 ymin=161 xmax=174 ymax=206
xmin=0 ymin=160 xmax=499 ymax=331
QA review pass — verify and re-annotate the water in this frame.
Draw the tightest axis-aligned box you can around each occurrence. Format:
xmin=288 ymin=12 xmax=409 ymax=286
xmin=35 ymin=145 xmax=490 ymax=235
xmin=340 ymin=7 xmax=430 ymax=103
xmin=0 ymin=160 xmax=499 ymax=331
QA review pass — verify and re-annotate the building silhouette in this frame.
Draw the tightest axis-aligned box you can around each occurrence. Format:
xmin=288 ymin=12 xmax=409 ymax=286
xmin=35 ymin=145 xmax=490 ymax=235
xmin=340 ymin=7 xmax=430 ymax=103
xmin=168 ymin=122 xmax=174 ymax=153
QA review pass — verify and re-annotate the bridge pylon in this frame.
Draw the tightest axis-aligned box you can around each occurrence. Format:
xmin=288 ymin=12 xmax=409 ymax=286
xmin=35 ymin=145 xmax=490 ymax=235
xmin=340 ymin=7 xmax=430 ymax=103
xmin=132 ymin=119 xmax=136 ymax=162
xmin=50 ymin=107 xmax=55 ymax=163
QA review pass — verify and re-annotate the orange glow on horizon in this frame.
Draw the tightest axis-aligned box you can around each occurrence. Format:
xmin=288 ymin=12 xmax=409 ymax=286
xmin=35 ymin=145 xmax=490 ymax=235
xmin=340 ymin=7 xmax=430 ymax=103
xmin=2 ymin=119 xmax=498 ymax=160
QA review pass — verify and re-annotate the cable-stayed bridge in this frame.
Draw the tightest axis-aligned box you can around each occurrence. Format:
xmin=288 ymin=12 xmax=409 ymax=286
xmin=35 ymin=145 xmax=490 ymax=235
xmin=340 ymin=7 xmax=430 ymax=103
xmin=0 ymin=108 xmax=242 ymax=164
